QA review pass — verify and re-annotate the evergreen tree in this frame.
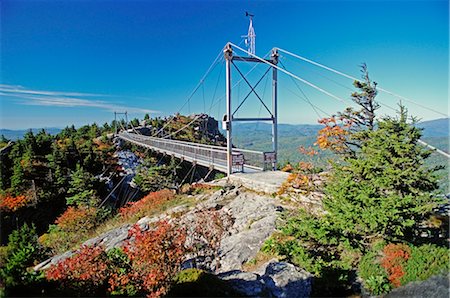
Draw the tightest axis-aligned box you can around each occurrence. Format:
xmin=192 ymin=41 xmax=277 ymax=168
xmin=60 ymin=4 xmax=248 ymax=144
xmin=66 ymin=164 xmax=97 ymax=206
xmin=323 ymin=107 xmax=441 ymax=245
xmin=10 ymin=159 xmax=26 ymax=194
xmin=0 ymin=223 xmax=43 ymax=288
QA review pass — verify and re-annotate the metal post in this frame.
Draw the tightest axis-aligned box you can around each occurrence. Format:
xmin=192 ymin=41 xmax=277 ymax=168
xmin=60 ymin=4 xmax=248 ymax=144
xmin=224 ymin=43 xmax=233 ymax=177
xmin=114 ymin=112 xmax=117 ymax=135
xmin=271 ymin=48 xmax=279 ymax=170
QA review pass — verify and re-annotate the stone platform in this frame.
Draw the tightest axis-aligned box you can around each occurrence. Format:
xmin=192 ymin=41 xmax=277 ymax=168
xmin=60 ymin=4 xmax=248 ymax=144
xmin=229 ymin=171 xmax=290 ymax=194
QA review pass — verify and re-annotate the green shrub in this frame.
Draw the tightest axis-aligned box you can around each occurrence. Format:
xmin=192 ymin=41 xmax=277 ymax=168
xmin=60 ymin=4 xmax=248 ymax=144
xmin=0 ymin=224 xmax=45 ymax=288
xmin=359 ymin=249 xmax=391 ymax=295
xmin=359 ymin=242 xmax=449 ymax=295
xmin=402 ymin=244 xmax=449 ymax=284
xmin=173 ymin=268 xmax=203 ymax=284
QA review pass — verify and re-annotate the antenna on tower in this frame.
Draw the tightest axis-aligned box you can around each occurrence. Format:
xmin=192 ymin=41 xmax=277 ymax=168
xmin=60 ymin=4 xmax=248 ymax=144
xmin=243 ymin=12 xmax=256 ymax=56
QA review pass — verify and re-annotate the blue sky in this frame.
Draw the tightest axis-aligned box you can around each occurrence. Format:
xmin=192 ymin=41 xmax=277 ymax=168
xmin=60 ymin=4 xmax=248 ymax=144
xmin=1 ymin=0 xmax=448 ymax=129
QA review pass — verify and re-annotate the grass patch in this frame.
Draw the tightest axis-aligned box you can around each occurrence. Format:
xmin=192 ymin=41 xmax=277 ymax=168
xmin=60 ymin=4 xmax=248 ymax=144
xmin=242 ymin=251 xmax=277 ymax=272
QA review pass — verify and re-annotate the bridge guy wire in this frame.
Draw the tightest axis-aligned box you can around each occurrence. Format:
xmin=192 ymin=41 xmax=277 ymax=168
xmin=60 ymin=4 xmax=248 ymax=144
xmin=278 ymin=58 xmax=330 ymax=119
xmin=279 ymin=53 xmax=405 ymax=114
xmin=164 ymin=50 xmax=273 ymax=139
xmin=277 ymin=47 xmax=449 ymax=158
xmin=277 ymin=48 xmax=448 ymax=118
xmin=229 ymin=43 xmax=347 ymax=104
xmin=151 ymin=49 xmax=224 ymax=137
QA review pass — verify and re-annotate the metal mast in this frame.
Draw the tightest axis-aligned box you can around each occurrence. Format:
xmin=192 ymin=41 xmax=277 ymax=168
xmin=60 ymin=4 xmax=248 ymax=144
xmin=244 ymin=12 xmax=256 ymax=56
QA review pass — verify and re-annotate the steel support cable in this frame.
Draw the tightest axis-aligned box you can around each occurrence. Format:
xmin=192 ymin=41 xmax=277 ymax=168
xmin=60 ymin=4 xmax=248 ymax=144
xmin=161 ymin=115 xmax=201 ymax=139
xmin=229 ymin=43 xmax=346 ymax=103
xmin=98 ymin=174 xmax=128 ymax=208
xmin=276 ymin=49 xmax=449 ymax=159
xmin=129 ymin=120 xmax=142 ymax=135
xmin=204 ymin=168 xmax=214 ymax=181
xmin=277 ymin=48 xmax=448 ymax=118
xmin=208 ymin=60 xmax=225 ymax=114
xmin=152 ymin=50 xmax=224 ymax=137
xmin=418 ymin=140 xmax=450 ymax=158
xmin=255 ymin=72 xmax=271 ymax=131
xmin=179 ymin=163 xmax=196 ymax=187
xmin=278 ymin=59 xmax=327 ymax=119
xmin=280 ymin=55 xmax=398 ymax=114
xmin=189 ymin=165 xmax=196 ymax=184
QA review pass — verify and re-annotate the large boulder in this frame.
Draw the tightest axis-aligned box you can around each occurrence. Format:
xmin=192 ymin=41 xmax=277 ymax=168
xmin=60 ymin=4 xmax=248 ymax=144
xmin=219 ymin=261 xmax=312 ymax=298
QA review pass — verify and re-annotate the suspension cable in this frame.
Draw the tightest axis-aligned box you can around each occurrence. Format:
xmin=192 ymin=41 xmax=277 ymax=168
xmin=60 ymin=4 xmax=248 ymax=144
xmin=152 ymin=51 xmax=224 ymax=137
xmin=229 ymin=43 xmax=346 ymax=103
xmin=277 ymin=48 xmax=448 ymax=118
xmin=98 ymin=174 xmax=128 ymax=208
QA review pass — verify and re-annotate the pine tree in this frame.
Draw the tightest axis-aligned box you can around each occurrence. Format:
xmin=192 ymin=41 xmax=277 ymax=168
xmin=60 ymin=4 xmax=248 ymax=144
xmin=66 ymin=164 xmax=97 ymax=206
xmin=323 ymin=106 xmax=441 ymax=244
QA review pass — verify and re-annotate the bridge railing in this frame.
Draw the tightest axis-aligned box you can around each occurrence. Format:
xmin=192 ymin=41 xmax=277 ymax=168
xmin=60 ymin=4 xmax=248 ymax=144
xmin=118 ymin=132 xmax=266 ymax=172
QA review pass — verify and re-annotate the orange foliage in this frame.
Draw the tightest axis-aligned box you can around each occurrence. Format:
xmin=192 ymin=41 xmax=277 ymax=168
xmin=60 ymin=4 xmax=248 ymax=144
xmin=46 ymin=245 xmax=109 ymax=293
xmin=381 ymin=243 xmax=411 ymax=287
xmin=315 ymin=116 xmax=352 ymax=152
xmin=122 ymin=221 xmax=187 ymax=297
xmin=55 ymin=206 xmax=98 ymax=233
xmin=281 ymin=164 xmax=294 ymax=172
xmin=0 ymin=193 xmax=32 ymax=212
xmin=46 ymin=221 xmax=187 ymax=297
xmin=119 ymin=189 xmax=174 ymax=219
xmin=298 ymin=146 xmax=318 ymax=156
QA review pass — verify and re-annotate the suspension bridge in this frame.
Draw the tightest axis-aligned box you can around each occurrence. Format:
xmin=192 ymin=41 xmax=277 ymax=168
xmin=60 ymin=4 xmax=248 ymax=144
xmin=115 ymin=16 xmax=449 ymax=179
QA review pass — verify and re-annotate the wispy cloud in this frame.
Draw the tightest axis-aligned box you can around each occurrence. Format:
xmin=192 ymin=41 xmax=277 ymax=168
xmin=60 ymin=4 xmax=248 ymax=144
xmin=0 ymin=84 xmax=159 ymax=114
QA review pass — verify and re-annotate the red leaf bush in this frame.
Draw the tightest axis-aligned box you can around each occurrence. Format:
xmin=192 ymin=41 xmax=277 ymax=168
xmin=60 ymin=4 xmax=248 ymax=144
xmin=55 ymin=206 xmax=98 ymax=233
xmin=123 ymin=221 xmax=187 ymax=297
xmin=119 ymin=189 xmax=174 ymax=219
xmin=381 ymin=243 xmax=411 ymax=287
xmin=0 ymin=193 xmax=32 ymax=212
xmin=46 ymin=220 xmax=187 ymax=297
xmin=46 ymin=245 xmax=109 ymax=294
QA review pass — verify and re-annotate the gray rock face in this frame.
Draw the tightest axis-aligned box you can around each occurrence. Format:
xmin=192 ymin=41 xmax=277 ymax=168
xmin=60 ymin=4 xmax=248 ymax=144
xmin=385 ymin=274 xmax=449 ymax=298
xmin=219 ymin=261 xmax=312 ymax=298
xmin=261 ymin=262 xmax=312 ymax=298
xmin=34 ymin=184 xmax=312 ymax=298
xmin=219 ymin=270 xmax=267 ymax=297
xmin=219 ymin=191 xmax=280 ymax=272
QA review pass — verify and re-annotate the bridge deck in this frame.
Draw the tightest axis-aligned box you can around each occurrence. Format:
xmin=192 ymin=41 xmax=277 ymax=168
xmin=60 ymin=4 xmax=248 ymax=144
xmin=118 ymin=132 xmax=264 ymax=173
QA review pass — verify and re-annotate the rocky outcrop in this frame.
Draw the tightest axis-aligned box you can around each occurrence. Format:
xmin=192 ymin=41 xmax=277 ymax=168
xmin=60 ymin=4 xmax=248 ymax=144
xmin=219 ymin=260 xmax=312 ymax=298
xmin=385 ymin=274 xmax=449 ymax=298
xmin=34 ymin=183 xmax=313 ymax=297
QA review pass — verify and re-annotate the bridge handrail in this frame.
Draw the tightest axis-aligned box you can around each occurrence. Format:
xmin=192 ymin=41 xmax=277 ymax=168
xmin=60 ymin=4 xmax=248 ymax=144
xmin=120 ymin=132 xmax=229 ymax=154
xmin=120 ymin=132 xmax=265 ymax=156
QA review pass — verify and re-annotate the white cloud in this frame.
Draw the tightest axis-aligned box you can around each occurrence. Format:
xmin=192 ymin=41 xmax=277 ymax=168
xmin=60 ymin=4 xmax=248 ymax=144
xmin=0 ymin=84 xmax=159 ymax=114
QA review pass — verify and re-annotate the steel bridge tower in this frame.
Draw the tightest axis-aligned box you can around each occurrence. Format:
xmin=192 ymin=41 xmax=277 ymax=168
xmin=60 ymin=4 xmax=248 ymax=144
xmin=223 ymin=43 xmax=279 ymax=176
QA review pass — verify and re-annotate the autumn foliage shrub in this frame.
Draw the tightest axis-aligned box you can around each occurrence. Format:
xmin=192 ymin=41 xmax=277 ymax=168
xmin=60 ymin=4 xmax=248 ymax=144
xmin=55 ymin=206 xmax=98 ymax=233
xmin=0 ymin=193 xmax=32 ymax=212
xmin=359 ymin=242 xmax=449 ymax=295
xmin=380 ymin=243 xmax=410 ymax=287
xmin=119 ymin=189 xmax=174 ymax=219
xmin=46 ymin=245 xmax=110 ymax=294
xmin=315 ymin=116 xmax=352 ymax=153
xmin=122 ymin=221 xmax=187 ymax=297
xmin=39 ymin=206 xmax=99 ymax=254
xmin=46 ymin=220 xmax=187 ymax=298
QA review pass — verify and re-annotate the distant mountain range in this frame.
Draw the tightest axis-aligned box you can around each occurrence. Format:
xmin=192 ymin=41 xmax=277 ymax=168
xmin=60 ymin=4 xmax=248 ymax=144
xmin=1 ymin=118 xmax=447 ymax=143
xmin=416 ymin=118 xmax=449 ymax=138
xmin=0 ymin=128 xmax=63 ymax=140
